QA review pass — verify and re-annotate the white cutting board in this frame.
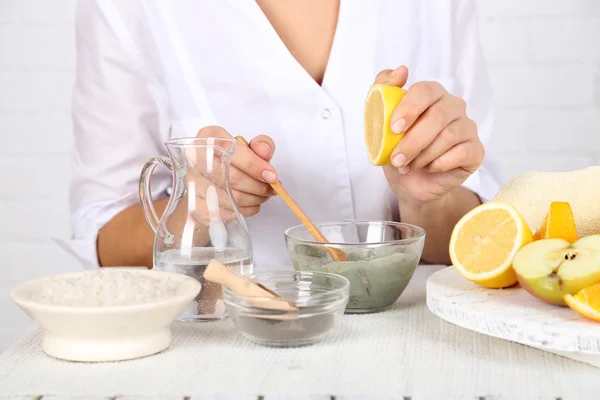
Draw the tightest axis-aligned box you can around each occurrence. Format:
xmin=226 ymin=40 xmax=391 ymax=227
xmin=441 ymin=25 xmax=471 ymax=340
xmin=426 ymin=266 xmax=600 ymax=368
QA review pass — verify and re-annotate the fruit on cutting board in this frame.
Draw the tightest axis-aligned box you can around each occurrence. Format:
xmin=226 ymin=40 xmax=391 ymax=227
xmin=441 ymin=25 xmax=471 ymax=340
xmin=449 ymin=202 xmax=533 ymax=289
xmin=564 ymin=282 xmax=600 ymax=322
xmin=532 ymin=201 xmax=578 ymax=242
xmin=494 ymin=166 xmax=600 ymax=237
xmin=512 ymin=235 xmax=600 ymax=306
xmin=363 ymin=83 xmax=407 ymax=166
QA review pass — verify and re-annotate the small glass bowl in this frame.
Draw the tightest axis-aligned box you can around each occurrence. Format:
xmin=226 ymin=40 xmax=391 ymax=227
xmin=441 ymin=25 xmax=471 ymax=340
xmin=222 ymin=271 xmax=350 ymax=347
xmin=284 ymin=221 xmax=426 ymax=314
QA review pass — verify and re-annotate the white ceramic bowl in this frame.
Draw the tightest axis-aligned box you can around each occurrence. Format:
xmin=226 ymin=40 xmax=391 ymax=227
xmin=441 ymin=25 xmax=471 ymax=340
xmin=9 ymin=268 xmax=201 ymax=362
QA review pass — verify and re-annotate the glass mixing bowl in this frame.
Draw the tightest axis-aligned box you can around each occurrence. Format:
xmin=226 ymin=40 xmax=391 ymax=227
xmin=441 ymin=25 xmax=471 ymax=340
xmin=284 ymin=221 xmax=425 ymax=314
xmin=223 ymin=270 xmax=350 ymax=347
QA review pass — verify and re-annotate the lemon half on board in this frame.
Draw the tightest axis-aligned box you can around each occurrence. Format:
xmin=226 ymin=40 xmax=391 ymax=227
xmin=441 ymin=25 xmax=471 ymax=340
xmin=363 ymin=83 xmax=407 ymax=166
xmin=449 ymin=202 xmax=533 ymax=289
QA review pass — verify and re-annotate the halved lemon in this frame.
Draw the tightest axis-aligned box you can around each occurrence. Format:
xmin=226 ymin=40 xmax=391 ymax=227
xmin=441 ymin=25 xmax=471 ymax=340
xmin=449 ymin=202 xmax=533 ymax=288
xmin=363 ymin=83 xmax=407 ymax=166
xmin=565 ymin=283 xmax=600 ymax=322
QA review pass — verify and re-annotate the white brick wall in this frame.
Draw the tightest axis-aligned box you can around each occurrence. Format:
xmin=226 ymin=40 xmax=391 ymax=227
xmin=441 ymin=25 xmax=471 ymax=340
xmin=477 ymin=0 xmax=600 ymax=181
xmin=0 ymin=0 xmax=79 ymax=352
xmin=0 ymin=0 xmax=599 ymax=352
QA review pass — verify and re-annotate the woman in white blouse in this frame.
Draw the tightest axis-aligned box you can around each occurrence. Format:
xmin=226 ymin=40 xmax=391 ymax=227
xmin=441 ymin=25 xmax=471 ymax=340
xmin=67 ymin=0 xmax=501 ymax=270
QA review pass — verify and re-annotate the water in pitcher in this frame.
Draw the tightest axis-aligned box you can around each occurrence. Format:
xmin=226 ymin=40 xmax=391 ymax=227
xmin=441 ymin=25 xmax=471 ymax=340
xmin=155 ymin=247 xmax=253 ymax=322
xmin=139 ymin=137 xmax=254 ymax=322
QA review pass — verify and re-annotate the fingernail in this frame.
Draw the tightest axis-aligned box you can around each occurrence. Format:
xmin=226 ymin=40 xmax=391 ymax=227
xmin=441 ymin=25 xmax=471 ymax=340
xmin=392 ymin=118 xmax=406 ymax=134
xmin=398 ymin=166 xmax=410 ymax=175
xmin=389 ymin=69 xmax=397 ymax=78
xmin=258 ymin=143 xmax=271 ymax=159
xmin=392 ymin=153 xmax=406 ymax=168
xmin=262 ymin=170 xmax=277 ymax=183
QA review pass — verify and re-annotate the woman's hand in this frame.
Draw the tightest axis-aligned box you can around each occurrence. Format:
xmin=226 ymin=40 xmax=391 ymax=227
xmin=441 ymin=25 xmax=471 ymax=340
xmin=186 ymin=126 xmax=278 ymax=219
xmin=376 ymin=66 xmax=485 ymax=205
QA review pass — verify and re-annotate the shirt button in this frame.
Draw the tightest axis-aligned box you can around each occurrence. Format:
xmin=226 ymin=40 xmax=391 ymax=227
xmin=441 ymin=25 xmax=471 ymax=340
xmin=321 ymin=108 xmax=332 ymax=119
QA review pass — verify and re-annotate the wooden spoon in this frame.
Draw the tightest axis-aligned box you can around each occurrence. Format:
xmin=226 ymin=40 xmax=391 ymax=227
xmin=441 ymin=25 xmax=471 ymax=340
xmin=235 ymin=136 xmax=348 ymax=262
xmin=203 ymin=259 xmax=298 ymax=311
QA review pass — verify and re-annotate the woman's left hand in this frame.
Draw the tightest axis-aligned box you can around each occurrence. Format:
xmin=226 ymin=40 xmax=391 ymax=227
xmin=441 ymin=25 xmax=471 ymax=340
xmin=376 ymin=66 xmax=485 ymax=205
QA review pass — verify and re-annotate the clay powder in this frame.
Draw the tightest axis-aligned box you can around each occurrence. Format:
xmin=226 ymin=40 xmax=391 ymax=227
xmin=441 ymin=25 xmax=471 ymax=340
xmin=235 ymin=313 xmax=336 ymax=345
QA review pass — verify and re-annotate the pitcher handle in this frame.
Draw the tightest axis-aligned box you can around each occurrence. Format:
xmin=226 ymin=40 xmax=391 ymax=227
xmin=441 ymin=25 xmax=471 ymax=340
xmin=139 ymin=156 xmax=173 ymax=233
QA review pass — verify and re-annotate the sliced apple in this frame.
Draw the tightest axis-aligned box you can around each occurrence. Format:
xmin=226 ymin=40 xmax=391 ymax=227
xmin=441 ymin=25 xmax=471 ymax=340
xmin=512 ymin=235 xmax=600 ymax=306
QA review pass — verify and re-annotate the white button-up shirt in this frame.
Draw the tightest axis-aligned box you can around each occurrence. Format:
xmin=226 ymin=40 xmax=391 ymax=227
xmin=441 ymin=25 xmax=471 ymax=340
xmin=64 ymin=0 xmax=501 ymax=270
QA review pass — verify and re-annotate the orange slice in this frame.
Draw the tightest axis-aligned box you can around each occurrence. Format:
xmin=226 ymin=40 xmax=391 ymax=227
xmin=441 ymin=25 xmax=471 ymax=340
xmin=564 ymin=282 xmax=600 ymax=322
xmin=363 ymin=84 xmax=407 ymax=166
xmin=533 ymin=201 xmax=578 ymax=242
xmin=449 ymin=202 xmax=533 ymax=288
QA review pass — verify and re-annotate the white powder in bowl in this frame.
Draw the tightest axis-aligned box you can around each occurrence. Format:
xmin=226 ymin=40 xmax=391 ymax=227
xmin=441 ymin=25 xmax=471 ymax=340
xmin=30 ymin=269 xmax=184 ymax=307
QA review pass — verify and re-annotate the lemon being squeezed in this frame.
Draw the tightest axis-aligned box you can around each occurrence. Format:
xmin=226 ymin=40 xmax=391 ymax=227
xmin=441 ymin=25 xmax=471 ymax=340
xmin=363 ymin=83 xmax=407 ymax=166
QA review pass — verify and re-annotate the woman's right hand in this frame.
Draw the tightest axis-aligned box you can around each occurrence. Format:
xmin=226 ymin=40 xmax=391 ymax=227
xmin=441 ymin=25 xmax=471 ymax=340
xmin=190 ymin=125 xmax=278 ymax=218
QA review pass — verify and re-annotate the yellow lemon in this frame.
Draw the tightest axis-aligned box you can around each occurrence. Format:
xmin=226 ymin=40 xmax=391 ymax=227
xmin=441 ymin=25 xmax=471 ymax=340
xmin=449 ymin=202 xmax=533 ymax=288
xmin=363 ymin=83 xmax=407 ymax=166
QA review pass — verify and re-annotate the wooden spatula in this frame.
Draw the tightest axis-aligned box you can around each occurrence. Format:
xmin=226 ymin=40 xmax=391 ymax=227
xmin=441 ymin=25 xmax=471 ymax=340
xmin=203 ymin=259 xmax=298 ymax=312
xmin=235 ymin=136 xmax=348 ymax=262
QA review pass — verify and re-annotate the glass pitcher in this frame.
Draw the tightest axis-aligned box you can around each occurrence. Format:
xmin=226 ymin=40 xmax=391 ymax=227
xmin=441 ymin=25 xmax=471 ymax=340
xmin=139 ymin=137 xmax=253 ymax=322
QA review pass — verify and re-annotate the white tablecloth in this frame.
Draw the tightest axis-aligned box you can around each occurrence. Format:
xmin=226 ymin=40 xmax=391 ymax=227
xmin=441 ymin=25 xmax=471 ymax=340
xmin=0 ymin=265 xmax=598 ymax=398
